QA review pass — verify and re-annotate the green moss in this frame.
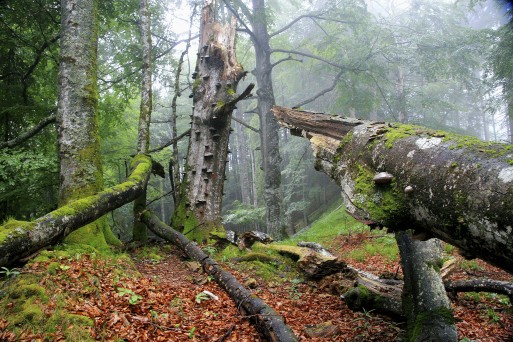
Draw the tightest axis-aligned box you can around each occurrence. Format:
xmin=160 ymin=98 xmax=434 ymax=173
xmin=1 ymin=275 xmax=48 ymax=326
xmin=508 ymin=159 xmax=513 ymax=165
xmin=383 ymin=124 xmax=418 ymax=148
xmin=47 ymin=262 xmax=60 ymax=275
xmin=343 ymin=285 xmax=383 ymax=311
xmin=352 ymin=163 xmax=407 ymax=225
xmin=410 ymin=307 xmax=455 ymax=341
xmin=450 ymin=162 xmax=457 ymax=168
xmin=47 ymin=311 xmax=94 ymax=341
xmin=0 ymin=219 xmax=35 ymax=243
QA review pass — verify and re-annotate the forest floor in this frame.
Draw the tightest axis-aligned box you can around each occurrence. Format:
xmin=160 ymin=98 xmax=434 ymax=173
xmin=1 ymin=211 xmax=512 ymax=341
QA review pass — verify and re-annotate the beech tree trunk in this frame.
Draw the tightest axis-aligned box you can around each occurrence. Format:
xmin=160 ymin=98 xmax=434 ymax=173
xmin=172 ymin=0 xmax=252 ymax=242
xmin=57 ymin=0 xmax=119 ymax=248
xmin=0 ymin=155 xmax=152 ymax=267
xmin=141 ymin=212 xmax=298 ymax=342
xmin=251 ymin=0 xmax=283 ymax=238
xmin=272 ymin=106 xmax=513 ymax=273
xmin=396 ymin=231 xmax=457 ymax=341
xmin=133 ymin=0 xmax=153 ymax=242
xmin=236 ymin=112 xmax=252 ymax=205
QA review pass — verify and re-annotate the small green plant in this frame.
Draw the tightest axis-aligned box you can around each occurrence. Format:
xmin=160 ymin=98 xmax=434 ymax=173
xmin=188 ymin=327 xmax=196 ymax=339
xmin=0 ymin=267 xmax=20 ymax=278
xmin=460 ymin=260 xmax=482 ymax=272
xmin=484 ymin=308 xmax=501 ymax=323
xmin=59 ymin=265 xmax=71 ymax=271
xmin=117 ymin=287 xmax=142 ymax=305
xmin=203 ymin=246 xmax=217 ymax=255
xmin=195 ymin=292 xmax=209 ymax=304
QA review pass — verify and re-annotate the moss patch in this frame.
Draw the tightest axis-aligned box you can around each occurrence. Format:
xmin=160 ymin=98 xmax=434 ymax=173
xmin=351 ymin=163 xmax=407 ymax=225
xmin=0 ymin=219 xmax=35 ymax=243
xmin=410 ymin=307 xmax=455 ymax=341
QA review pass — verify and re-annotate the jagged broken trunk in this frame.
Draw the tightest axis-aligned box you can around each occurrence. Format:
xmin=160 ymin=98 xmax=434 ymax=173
xmin=272 ymin=106 xmax=513 ymax=273
xmin=173 ymin=0 xmax=251 ymax=241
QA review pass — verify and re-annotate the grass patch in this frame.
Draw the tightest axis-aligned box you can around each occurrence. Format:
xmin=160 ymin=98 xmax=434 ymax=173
xmin=281 ymin=200 xmax=364 ymax=247
xmin=347 ymin=234 xmax=399 ymax=262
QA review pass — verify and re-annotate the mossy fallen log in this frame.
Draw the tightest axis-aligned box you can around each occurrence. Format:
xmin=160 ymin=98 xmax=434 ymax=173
xmin=0 ymin=155 xmax=152 ymax=267
xmin=140 ymin=211 xmax=298 ymax=342
xmin=254 ymin=242 xmax=346 ymax=278
xmin=272 ymin=106 xmax=513 ymax=273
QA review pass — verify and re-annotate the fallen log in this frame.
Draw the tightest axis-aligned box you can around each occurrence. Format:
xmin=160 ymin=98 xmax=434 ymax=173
xmin=254 ymin=242 xmax=346 ymax=278
xmin=0 ymin=155 xmax=152 ymax=267
xmin=140 ymin=211 xmax=298 ymax=342
xmin=272 ymin=106 xmax=513 ymax=273
xmin=445 ymin=279 xmax=513 ymax=302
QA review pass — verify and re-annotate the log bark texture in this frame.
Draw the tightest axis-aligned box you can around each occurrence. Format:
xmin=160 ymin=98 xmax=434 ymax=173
xmin=140 ymin=211 xmax=298 ymax=342
xmin=272 ymin=106 xmax=513 ymax=273
xmin=0 ymin=155 xmax=152 ymax=267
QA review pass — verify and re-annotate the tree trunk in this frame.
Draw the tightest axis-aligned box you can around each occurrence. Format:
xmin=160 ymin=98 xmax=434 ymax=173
xmin=396 ymin=231 xmax=457 ymax=341
xmin=272 ymin=106 xmax=513 ymax=273
xmin=236 ymin=112 xmax=252 ymax=205
xmin=57 ymin=0 xmax=119 ymax=249
xmin=141 ymin=211 xmax=298 ymax=342
xmin=172 ymin=0 xmax=252 ymax=242
xmin=250 ymin=0 xmax=282 ymax=238
xmin=0 ymin=155 xmax=152 ymax=267
xmin=132 ymin=0 xmax=153 ymax=242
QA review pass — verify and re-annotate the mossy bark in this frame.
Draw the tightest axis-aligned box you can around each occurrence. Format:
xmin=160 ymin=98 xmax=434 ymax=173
xmin=272 ymin=106 xmax=513 ymax=273
xmin=0 ymin=155 xmax=152 ymax=267
xmin=173 ymin=0 xmax=250 ymax=242
xmin=132 ymin=0 xmax=153 ymax=242
xmin=57 ymin=0 xmax=118 ymax=250
xmin=396 ymin=232 xmax=457 ymax=341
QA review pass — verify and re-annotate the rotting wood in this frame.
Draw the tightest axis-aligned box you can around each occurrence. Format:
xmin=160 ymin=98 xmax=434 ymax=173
xmin=272 ymin=106 xmax=513 ymax=274
xmin=140 ymin=211 xmax=298 ymax=342
xmin=253 ymin=242 xmax=346 ymax=278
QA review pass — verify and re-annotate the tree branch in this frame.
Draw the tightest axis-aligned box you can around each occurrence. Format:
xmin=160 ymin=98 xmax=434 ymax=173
xmin=270 ymin=15 xmax=355 ymax=38
xmin=135 ymin=129 xmax=191 ymax=156
xmin=0 ymin=155 xmax=152 ymax=267
xmin=270 ymin=55 xmax=303 ymax=69
xmin=0 ymin=113 xmax=56 ymax=149
xmin=292 ymin=69 xmax=345 ymax=108
xmin=221 ymin=0 xmax=257 ymax=42
xmin=232 ymin=116 xmax=260 ymax=133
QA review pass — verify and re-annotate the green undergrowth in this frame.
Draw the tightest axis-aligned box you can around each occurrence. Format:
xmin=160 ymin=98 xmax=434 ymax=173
xmin=347 ymin=233 xmax=399 ymax=262
xmin=280 ymin=200 xmax=363 ymax=248
xmin=0 ymin=244 xmax=137 ymax=340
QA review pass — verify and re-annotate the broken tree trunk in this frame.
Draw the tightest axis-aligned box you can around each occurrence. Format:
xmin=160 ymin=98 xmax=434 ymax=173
xmin=140 ymin=211 xmax=297 ymax=342
xmin=0 ymin=155 xmax=152 ymax=267
xmin=254 ymin=242 xmax=346 ymax=278
xmin=396 ymin=232 xmax=457 ymax=341
xmin=172 ymin=0 xmax=253 ymax=242
xmin=272 ymin=106 xmax=513 ymax=273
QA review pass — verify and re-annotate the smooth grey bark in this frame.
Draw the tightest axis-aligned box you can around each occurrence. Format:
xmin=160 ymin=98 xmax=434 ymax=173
xmin=172 ymin=0 xmax=253 ymax=240
xmin=272 ymin=106 xmax=513 ymax=273
xmin=396 ymin=232 xmax=457 ymax=341
xmin=250 ymin=0 xmax=282 ymax=238
xmin=133 ymin=0 xmax=153 ymax=242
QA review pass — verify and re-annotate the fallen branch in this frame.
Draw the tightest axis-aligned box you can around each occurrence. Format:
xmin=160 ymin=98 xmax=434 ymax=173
xmin=140 ymin=212 xmax=298 ymax=342
xmin=0 ymin=155 xmax=152 ymax=267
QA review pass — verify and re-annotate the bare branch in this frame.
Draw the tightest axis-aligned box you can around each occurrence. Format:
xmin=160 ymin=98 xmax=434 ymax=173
xmin=270 ymin=15 xmax=355 ymax=38
xmin=221 ymin=0 xmax=257 ymax=42
xmin=0 ymin=113 xmax=56 ymax=149
xmin=232 ymin=116 xmax=259 ymax=133
xmin=142 ymin=129 xmax=191 ymax=155
xmin=270 ymin=55 xmax=303 ymax=69
xmin=292 ymin=69 xmax=345 ymax=108
xmin=271 ymin=48 xmax=347 ymax=70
